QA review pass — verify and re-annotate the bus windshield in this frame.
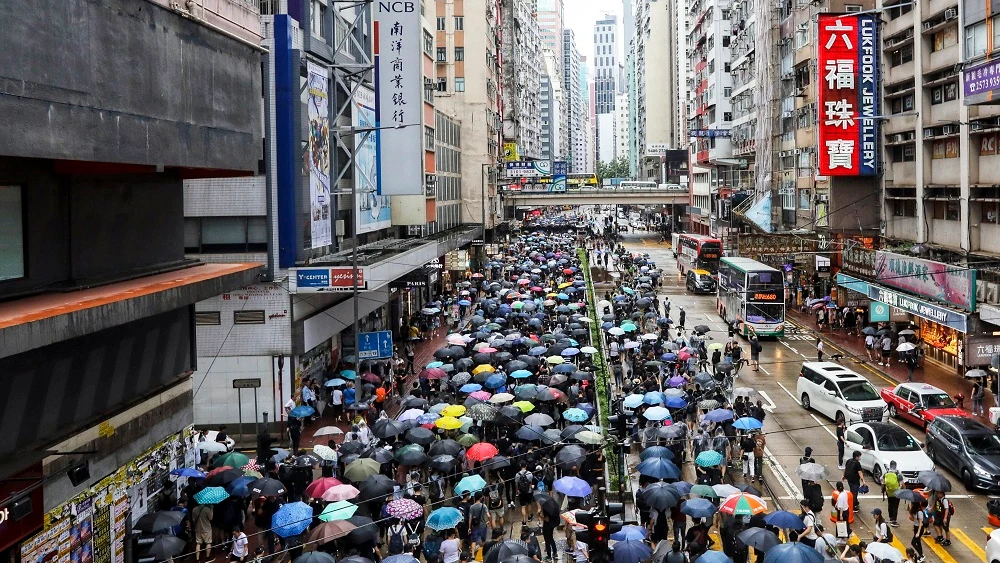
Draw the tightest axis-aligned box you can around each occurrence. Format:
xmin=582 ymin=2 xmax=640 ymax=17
xmin=745 ymin=303 xmax=783 ymax=324
xmin=700 ymin=243 xmax=721 ymax=273
xmin=749 ymin=271 xmax=783 ymax=293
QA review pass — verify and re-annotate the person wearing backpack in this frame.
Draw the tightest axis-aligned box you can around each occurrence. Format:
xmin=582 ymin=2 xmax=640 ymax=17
xmin=423 ymin=531 xmax=443 ymax=563
xmin=486 ymin=474 xmax=506 ymax=529
xmin=387 ymin=519 xmax=408 ymax=555
xmin=931 ymin=491 xmax=953 ymax=547
xmin=871 ymin=508 xmax=893 ymax=543
xmin=468 ymin=492 xmax=489 ymax=554
xmin=515 ymin=462 xmax=535 ymax=523
xmin=882 ymin=460 xmax=902 ymax=527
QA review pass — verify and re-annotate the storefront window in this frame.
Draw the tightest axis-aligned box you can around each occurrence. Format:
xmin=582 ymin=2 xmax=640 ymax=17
xmin=0 ymin=185 xmax=24 ymax=281
xmin=920 ymin=319 xmax=959 ymax=356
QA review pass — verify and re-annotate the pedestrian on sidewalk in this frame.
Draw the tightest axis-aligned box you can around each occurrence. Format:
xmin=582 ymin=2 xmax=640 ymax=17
xmin=816 ymin=338 xmax=825 ymax=362
xmin=881 ymin=335 xmax=893 ymax=367
xmin=906 ymin=352 xmax=917 ymax=382
xmin=973 ymin=380 xmax=986 ymax=416
xmin=404 ymin=341 xmax=416 ymax=374
xmin=750 ymin=337 xmax=762 ymax=371
xmin=836 ymin=419 xmax=847 ymax=469
xmin=883 ymin=460 xmax=902 ymax=527
xmin=865 ymin=332 xmax=877 ymax=362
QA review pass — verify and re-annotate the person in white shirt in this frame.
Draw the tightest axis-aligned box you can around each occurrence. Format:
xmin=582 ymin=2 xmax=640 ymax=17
xmin=569 ymin=533 xmax=589 ymax=563
xmin=799 ymin=499 xmax=819 ymax=548
xmin=331 ymin=386 xmax=344 ymax=421
xmin=230 ymin=526 xmax=249 ymax=562
xmin=283 ymin=397 xmax=296 ymax=417
xmin=439 ymin=529 xmax=461 ymax=563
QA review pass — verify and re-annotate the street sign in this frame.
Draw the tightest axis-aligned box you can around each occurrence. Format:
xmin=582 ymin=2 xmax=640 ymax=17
xmin=233 ymin=378 xmax=262 ymax=389
xmin=358 ymin=330 xmax=394 ymax=359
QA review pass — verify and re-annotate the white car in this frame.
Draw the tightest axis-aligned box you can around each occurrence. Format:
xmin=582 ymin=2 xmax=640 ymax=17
xmin=988 ymin=528 xmax=1000 ymax=563
xmin=797 ymin=362 xmax=889 ymax=424
xmin=844 ymin=422 xmax=934 ymax=484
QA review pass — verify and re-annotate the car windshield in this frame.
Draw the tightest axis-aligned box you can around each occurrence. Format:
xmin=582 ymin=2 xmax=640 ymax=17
xmin=877 ymin=431 xmax=920 ymax=452
xmin=839 ymin=381 xmax=881 ymax=401
xmin=965 ymin=433 xmax=1000 ymax=455
xmin=921 ymin=393 xmax=956 ymax=408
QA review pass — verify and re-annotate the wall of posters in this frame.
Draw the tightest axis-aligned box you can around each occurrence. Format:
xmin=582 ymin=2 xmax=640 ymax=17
xmin=306 ymin=62 xmax=333 ymax=248
xmin=354 ymin=85 xmax=392 ymax=234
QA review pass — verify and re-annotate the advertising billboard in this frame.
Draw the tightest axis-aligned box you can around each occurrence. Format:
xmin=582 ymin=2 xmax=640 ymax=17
xmin=306 ymin=62 xmax=333 ymax=248
xmin=374 ymin=1 xmax=423 ymax=195
xmin=817 ymin=14 xmax=880 ymax=176
xmin=354 ymin=85 xmax=392 ymax=234
xmin=963 ymin=58 xmax=1000 ymax=101
xmin=290 ymin=267 xmax=368 ymax=293
xmin=505 ymin=160 xmax=552 ymax=178
xmin=874 ymin=251 xmax=976 ymax=311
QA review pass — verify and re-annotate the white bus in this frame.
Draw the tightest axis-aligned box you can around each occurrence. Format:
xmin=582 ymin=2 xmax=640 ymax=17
xmin=717 ymin=257 xmax=786 ymax=337
xmin=618 ymin=181 xmax=658 ymax=190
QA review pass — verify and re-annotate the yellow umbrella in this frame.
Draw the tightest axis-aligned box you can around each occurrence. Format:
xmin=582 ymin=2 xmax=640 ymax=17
xmin=547 ymin=355 xmax=566 ymax=365
xmin=547 ymin=292 xmax=558 ymax=297
xmin=512 ymin=401 xmax=536 ymax=413
xmin=473 ymin=364 xmax=496 ymax=375
xmin=558 ymin=282 xmax=573 ymax=289
xmin=441 ymin=405 xmax=467 ymax=417
xmin=436 ymin=416 xmax=464 ymax=430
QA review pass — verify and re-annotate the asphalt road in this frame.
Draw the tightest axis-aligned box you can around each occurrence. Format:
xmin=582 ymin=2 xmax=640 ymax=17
xmin=594 ymin=217 xmax=994 ymax=563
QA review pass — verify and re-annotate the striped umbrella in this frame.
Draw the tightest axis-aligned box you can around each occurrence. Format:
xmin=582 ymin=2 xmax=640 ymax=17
xmin=718 ymin=493 xmax=768 ymax=517
xmin=386 ymin=498 xmax=424 ymax=521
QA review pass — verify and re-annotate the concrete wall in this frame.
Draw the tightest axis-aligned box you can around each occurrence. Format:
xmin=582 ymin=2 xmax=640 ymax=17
xmin=195 ymin=283 xmax=292 ymax=357
xmin=192 ymin=355 xmax=285 ymax=428
xmin=0 ymin=0 xmax=261 ymax=172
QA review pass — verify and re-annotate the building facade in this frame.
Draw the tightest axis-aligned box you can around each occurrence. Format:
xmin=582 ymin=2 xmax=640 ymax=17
xmin=503 ymin=0 xmax=544 ymax=161
xmin=634 ymin=0 xmax=682 ymax=181
xmin=564 ymin=30 xmax=587 ymax=170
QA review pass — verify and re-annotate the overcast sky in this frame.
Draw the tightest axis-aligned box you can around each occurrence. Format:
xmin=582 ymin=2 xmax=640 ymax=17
xmin=563 ymin=0 xmax=625 ymax=74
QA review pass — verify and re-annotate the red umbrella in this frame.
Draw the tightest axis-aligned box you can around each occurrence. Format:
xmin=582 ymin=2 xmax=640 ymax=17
xmin=361 ymin=372 xmax=381 ymax=383
xmin=562 ymin=268 xmax=574 ymax=275
xmin=305 ymin=477 xmax=344 ymax=499
xmin=207 ymin=465 xmax=235 ymax=478
xmin=465 ymin=443 xmax=499 ymax=462
xmin=420 ymin=368 xmax=447 ymax=380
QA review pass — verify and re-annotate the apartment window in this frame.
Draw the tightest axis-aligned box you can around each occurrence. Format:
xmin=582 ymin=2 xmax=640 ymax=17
xmin=722 ymin=36 xmax=731 ymax=47
xmin=436 ymin=16 xmax=446 ymax=30
xmin=723 ymin=111 xmax=733 ymax=121
xmin=889 ymin=45 xmax=913 ymax=67
xmin=724 ymin=63 xmax=731 ymax=72
xmin=890 ymin=144 xmax=916 ymax=162
xmin=423 ymin=30 xmax=434 ymax=56
xmin=234 ymin=310 xmax=267 ymax=325
xmin=185 ymin=217 xmax=269 ymax=253
xmin=424 ymin=126 xmax=435 ymax=150
xmin=437 ymin=77 xmax=447 ymax=91
xmin=844 ymin=4 xmax=863 ymax=11
xmin=932 ymin=27 xmax=958 ymax=52
xmin=932 ymin=139 xmax=959 ymax=159
xmin=195 ymin=311 xmax=222 ymax=326
xmin=966 ymin=21 xmax=987 ymax=58
xmin=984 ymin=202 xmax=1000 ymax=223
xmin=886 ymin=2 xmax=912 ymax=19
xmin=455 ymin=77 xmax=466 ymax=92
xmin=455 ymin=47 xmax=464 ymax=61
xmin=723 ymin=87 xmax=732 ymax=98
xmin=933 ymin=200 xmax=960 ymax=221
xmin=454 ymin=16 xmax=464 ymax=30
xmin=437 ymin=47 xmax=447 ymax=62
xmin=892 ymin=199 xmax=917 ymax=217
xmin=890 ymin=94 xmax=915 ymax=113
xmin=798 ymin=189 xmax=812 ymax=210
xmin=0 ymin=185 xmax=24 ymax=281
xmin=310 ymin=0 xmax=326 ymax=38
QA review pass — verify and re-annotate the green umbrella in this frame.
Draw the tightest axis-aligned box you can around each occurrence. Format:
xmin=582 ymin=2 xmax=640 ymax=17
xmin=212 ymin=451 xmax=250 ymax=469
xmin=457 ymin=433 xmax=480 ymax=447
xmin=621 ymin=322 xmax=638 ymax=332
xmin=689 ymin=484 xmax=719 ymax=498
xmin=318 ymin=500 xmax=358 ymax=522
xmin=695 ymin=450 xmax=724 ymax=467
xmin=512 ymin=302 xmax=525 ymax=309
xmin=344 ymin=458 xmax=381 ymax=483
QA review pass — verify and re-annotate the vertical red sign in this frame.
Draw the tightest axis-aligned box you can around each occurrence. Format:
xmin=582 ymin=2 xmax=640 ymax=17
xmin=818 ymin=14 xmax=861 ymax=176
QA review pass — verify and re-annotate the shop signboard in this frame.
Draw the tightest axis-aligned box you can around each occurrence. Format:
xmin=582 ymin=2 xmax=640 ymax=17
xmin=358 ymin=330 xmax=394 ymax=359
xmin=874 ymin=251 xmax=976 ymax=311
xmin=964 ymin=335 xmax=1000 ymax=367
xmin=841 ymin=244 xmax=876 ymax=278
xmin=306 ymin=62 xmax=333 ymax=248
xmin=866 ymin=284 xmax=968 ymax=332
xmin=962 ymin=57 xmax=1000 ymax=100
xmin=503 ymin=143 xmax=519 ymax=162
xmin=816 ymin=255 xmax=831 ymax=273
xmin=504 ymin=161 xmax=551 ymax=178
xmin=290 ymin=267 xmax=368 ymax=293
xmin=870 ymin=301 xmax=890 ymax=322
xmin=354 ymin=84 xmax=391 ymax=234
xmin=817 ymin=13 xmax=880 ymax=176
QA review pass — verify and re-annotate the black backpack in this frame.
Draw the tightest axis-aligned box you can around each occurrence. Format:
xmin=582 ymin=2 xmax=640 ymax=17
xmin=517 ymin=472 xmax=532 ymax=494
xmin=388 ymin=525 xmax=406 ymax=555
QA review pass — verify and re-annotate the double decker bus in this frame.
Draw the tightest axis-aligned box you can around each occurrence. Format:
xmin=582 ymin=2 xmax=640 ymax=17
xmin=676 ymin=233 xmax=722 ymax=275
xmin=717 ymin=257 xmax=786 ymax=337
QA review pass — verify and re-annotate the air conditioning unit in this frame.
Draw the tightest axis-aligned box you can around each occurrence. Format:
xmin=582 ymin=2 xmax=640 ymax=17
xmin=793 ymin=148 xmax=802 ymax=154
xmin=777 ymin=38 xmax=790 ymax=45
xmin=987 ymin=282 xmax=1000 ymax=305
xmin=782 ymin=111 xmax=793 ymax=118
xmin=782 ymin=73 xmax=794 ymax=80
xmin=945 ymin=8 xmax=957 ymax=20
xmin=922 ymin=21 xmax=932 ymax=31
xmin=923 ymin=129 xmax=936 ymax=138
xmin=943 ymin=125 xmax=957 ymax=134
xmin=795 ymin=87 xmax=806 ymax=96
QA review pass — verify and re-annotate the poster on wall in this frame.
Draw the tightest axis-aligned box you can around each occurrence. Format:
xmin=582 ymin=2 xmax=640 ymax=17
xmin=21 ymin=514 xmax=71 ymax=563
xmin=874 ymin=250 xmax=976 ymax=310
xmin=307 ymin=62 xmax=333 ymax=249
xmin=354 ymin=84 xmax=392 ymax=234
xmin=70 ymin=499 xmax=94 ymax=563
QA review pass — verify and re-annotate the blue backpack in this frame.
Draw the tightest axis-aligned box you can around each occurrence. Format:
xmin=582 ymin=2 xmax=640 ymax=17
xmin=423 ymin=533 xmax=442 ymax=560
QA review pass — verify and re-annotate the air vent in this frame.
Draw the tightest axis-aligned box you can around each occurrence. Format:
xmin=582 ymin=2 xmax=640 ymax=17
xmin=234 ymin=310 xmax=266 ymax=325
xmin=196 ymin=311 xmax=221 ymax=326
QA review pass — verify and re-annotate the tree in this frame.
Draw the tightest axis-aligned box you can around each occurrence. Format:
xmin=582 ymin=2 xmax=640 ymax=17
xmin=597 ymin=156 xmax=630 ymax=180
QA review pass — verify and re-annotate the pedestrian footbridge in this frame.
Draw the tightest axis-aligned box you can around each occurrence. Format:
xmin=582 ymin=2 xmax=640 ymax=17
xmin=502 ymin=187 xmax=690 ymax=206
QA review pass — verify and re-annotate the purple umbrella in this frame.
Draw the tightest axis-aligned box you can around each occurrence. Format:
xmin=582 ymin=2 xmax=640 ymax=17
xmin=668 ymin=375 xmax=686 ymax=388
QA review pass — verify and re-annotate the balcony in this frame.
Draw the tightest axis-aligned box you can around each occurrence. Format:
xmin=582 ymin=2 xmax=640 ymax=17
xmin=928 ymin=156 xmax=960 ymax=185
xmin=886 ymin=216 xmax=919 ymax=241
xmin=884 ymin=113 xmax=918 ymax=135
xmin=884 ymin=16 xmax=913 ymax=39
xmin=927 ymin=43 xmax=959 ymax=73
xmin=981 ymin=155 xmax=1000 ymax=184
xmin=885 ymin=62 xmax=915 ymax=86
xmin=928 ymin=99 xmax=959 ymax=124
xmin=930 ymin=219 xmax=961 ymax=249
xmin=892 ymin=161 xmax=917 ymax=184
xmin=926 ymin=0 xmax=958 ymax=17
xmin=794 ymin=127 xmax=814 ymax=148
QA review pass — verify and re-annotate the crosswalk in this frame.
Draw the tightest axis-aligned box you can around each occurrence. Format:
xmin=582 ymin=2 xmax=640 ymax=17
xmin=781 ymin=334 xmax=815 ymax=341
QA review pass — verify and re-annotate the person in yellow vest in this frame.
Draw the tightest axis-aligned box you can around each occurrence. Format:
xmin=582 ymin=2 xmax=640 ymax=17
xmin=831 ymin=481 xmax=855 ymax=540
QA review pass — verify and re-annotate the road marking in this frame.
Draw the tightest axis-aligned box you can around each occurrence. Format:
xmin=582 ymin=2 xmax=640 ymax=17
xmin=810 ymin=414 xmax=838 ymax=439
xmin=785 ymin=318 xmax=896 ymax=385
xmin=776 ymin=381 xmax=801 ymax=405
xmin=923 ymin=534 xmax=960 ymax=563
xmin=763 ymin=446 xmax=802 ymax=499
xmin=759 ymin=364 xmax=771 ymax=375
xmin=952 ymin=529 xmax=987 ymax=562
xmin=758 ymin=390 xmax=777 ymax=413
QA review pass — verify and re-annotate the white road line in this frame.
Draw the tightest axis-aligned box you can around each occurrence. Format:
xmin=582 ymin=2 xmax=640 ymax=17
xmin=758 ymin=390 xmax=778 ymax=413
xmin=758 ymin=364 xmax=770 ymax=376
xmin=776 ymin=381 xmax=801 ymax=405
xmin=763 ymin=446 xmax=802 ymax=499
xmin=810 ymin=414 xmax=837 ymax=438
xmin=703 ymin=313 xmax=714 ymax=321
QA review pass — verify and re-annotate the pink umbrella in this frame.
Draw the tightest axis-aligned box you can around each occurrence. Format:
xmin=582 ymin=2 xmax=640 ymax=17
xmin=479 ymin=347 xmax=498 ymax=353
xmin=469 ymin=390 xmax=492 ymax=401
xmin=321 ymin=484 xmax=360 ymax=502
xmin=678 ymin=351 xmax=692 ymax=361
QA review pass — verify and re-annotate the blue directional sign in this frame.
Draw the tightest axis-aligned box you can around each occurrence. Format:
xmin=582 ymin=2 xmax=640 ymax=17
xmin=358 ymin=330 xmax=394 ymax=359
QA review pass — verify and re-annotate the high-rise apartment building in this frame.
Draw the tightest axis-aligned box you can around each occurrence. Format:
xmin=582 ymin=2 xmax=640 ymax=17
xmin=564 ymin=30 xmax=587 ymax=170
xmin=503 ymin=0 xmax=544 ymax=160
xmin=633 ymin=0 xmax=681 ymax=180
xmin=536 ymin=0 xmax=565 ymax=62
xmin=594 ymin=14 xmax=620 ymax=114
xmin=540 ymin=52 xmax=561 ymax=161
xmin=578 ymin=58 xmax=594 ymax=172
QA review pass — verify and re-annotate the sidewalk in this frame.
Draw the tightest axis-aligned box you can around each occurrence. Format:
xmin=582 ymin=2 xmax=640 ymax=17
xmin=785 ymin=308 xmax=995 ymax=419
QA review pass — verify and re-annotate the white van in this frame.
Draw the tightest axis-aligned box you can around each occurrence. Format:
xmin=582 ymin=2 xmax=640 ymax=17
xmin=796 ymin=362 xmax=888 ymax=424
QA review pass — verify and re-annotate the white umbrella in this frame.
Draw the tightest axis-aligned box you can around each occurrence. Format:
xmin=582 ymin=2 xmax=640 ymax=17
xmin=578 ymin=317 xmax=593 ymax=324
xmin=641 ymin=333 xmax=659 ymax=341
xmin=899 ymin=329 xmax=916 ymax=336
xmin=896 ymin=342 xmax=916 ymax=352
xmin=580 ymin=346 xmax=598 ymax=354
xmin=314 ymin=426 xmax=344 ymax=437
xmin=865 ymin=542 xmax=902 ymax=562
xmin=608 ymin=327 xmax=626 ymax=336
xmin=197 ymin=441 xmax=228 ymax=453
xmin=732 ymin=387 xmax=756 ymax=398
xmin=597 ymin=300 xmax=612 ymax=309
xmin=624 ymin=341 xmax=641 ymax=349
xmin=489 ymin=392 xmax=514 ymax=403
xmin=398 ymin=408 xmax=425 ymax=422
xmin=313 ymin=445 xmax=337 ymax=461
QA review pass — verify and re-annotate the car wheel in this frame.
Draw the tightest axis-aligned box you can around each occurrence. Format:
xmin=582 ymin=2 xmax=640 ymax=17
xmin=888 ymin=404 xmax=898 ymax=418
xmin=963 ymin=468 xmax=977 ymax=490
xmin=872 ymin=464 xmax=884 ymax=485
xmin=929 ymin=444 xmax=937 ymax=463
xmin=801 ymin=394 xmax=811 ymax=411
xmin=836 ymin=411 xmax=846 ymax=425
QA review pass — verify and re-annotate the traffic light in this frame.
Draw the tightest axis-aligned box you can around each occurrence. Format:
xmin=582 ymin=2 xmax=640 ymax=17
xmin=608 ymin=414 xmax=627 ymax=438
xmin=591 ymin=515 xmax=610 ymax=549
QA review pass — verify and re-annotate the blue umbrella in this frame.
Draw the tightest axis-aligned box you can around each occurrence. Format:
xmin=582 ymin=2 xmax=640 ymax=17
xmin=695 ymin=450 xmax=724 ymax=467
xmin=623 ymin=394 xmax=645 ymax=408
xmin=613 ymin=539 xmax=653 ymax=563
xmin=562 ymin=408 xmax=590 ymax=422
xmin=680 ymin=498 xmax=718 ymax=519
xmin=170 ymin=468 xmax=206 ymax=479
xmin=639 ymin=446 xmax=675 ymax=461
xmin=417 ymin=413 xmax=440 ymax=424
xmin=426 ymin=361 xmax=444 ymax=369
xmin=561 ymin=347 xmax=580 ymax=356
xmin=643 ymin=391 xmax=666 ymax=405
xmin=763 ymin=510 xmax=806 ymax=530
xmin=575 ymin=403 xmax=596 ymax=417
xmin=226 ymin=475 xmax=255 ymax=497
xmin=289 ymin=405 xmax=315 ymax=418
xmin=458 ymin=299 xmax=472 ymax=306
xmin=643 ymin=406 xmax=671 ymax=421
xmin=557 ymin=293 xmax=570 ymax=300
xmin=529 ymin=346 xmax=548 ymax=356
xmin=552 ymin=363 xmax=575 ymax=374
xmin=340 ymin=370 xmax=357 ymax=380
xmin=602 ymin=321 xmax=615 ymax=330
xmin=193 ymin=486 xmax=229 ymax=505
xmin=703 ymin=409 xmax=735 ymax=423
xmin=636 ymin=457 xmax=681 ymax=479
xmin=553 ymin=476 xmax=593 ymax=497
xmin=670 ymin=481 xmax=694 ymax=496
xmin=454 ymin=475 xmax=488 ymax=495
xmin=485 ymin=374 xmax=507 ymax=389
xmin=426 ymin=507 xmax=465 ymax=531
xmin=382 ymin=556 xmax=419 ymax=563
xmin=325 ymin=378 xmax=347 ymax=387
xmin=272 ymin=501 xmax=313 ymax=537
xmin=695 ymin=552 xmax=733 ymax=563
xmin=763 ymin=542 xmax=824 ymax=563
xmin=460 ymin=383 xmax=483 ymax=393
xmin=510 ymin=369 xmax=533 ymax=379
xmin=661 ymin=353 xmax=678 ymax=361
xmin=665 ymin=397 xmax=688 ymax=409
xmin=610 ymin=525 xmax=648 ymax=541
xmin=516 ymin=425 xmax=547 ymax=441
xmin=734 ymin=417 xmax=763 ymax=431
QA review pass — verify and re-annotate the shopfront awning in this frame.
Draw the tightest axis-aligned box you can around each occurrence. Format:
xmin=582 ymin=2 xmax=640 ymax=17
xmin=836 ymin=273 xmax=968 ymax=332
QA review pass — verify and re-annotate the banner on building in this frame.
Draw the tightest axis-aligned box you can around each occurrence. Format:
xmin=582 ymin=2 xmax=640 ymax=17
xmin=374 ymin=1 xmax=423 ymax=195
xmin=552 ymin=161 xmax=568 ymax=192
xmin=505 ymin=161 xmax=552 ymax=178
xmin=874 ymin=251 xmax=976 ymax=311
xmin=306 ymin=62 xmax=333 ymax=248
xmin=817 ymin=14 xmax=880 ymax=176
xmin=962 ymin=58 xmax=1000 ymax=102
xmin=503 ymin=143 xmax=519 ymax=162
xmin=354 ymin=85 xmax=392 ymax=234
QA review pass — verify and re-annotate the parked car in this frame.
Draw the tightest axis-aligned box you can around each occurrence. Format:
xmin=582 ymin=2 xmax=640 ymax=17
xmin=986 ymin=528 xmax=1000 ymax=563
xmin=881 ymin=382 xmax=969 ymax=429
xmin=926 ymin=415 xmax=1000 ymax=490
xmin=797 ymin=362 xmax=889 ymax=424
xmin=843 ymin=422 xmax=933 ymax=484
xmin=685 ymin=269 xmax=717 ymax=294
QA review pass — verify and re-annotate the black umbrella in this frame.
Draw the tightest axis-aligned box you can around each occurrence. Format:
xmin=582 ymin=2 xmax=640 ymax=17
xmin=358 ymin=474 xmax=396 ymax=502
xmin=142 ymin=536 xmax=187 ymax=561
xmin=737 ymin=483 xmax=762 ymax=496
xmin=134 ymin=511 xmax=185 ymax=533
xmin=367 ymin=448 xmax=394 ymax=464
xmin=917 ymin=470 xmax=952 ymax=492
xmin=294 ymin=553 xmax=337 ymax=563
xmin=503 ymin=555 xmax=536 ymax=563
xmin=429 ymin=439 xmax=463 ymax=456
xmin=395 ymin=449 xmax=428 ymax=466
xmin=539 ymin=497 xmax=561 ymax=517
xmin=555 ymin=444 xmax=588 ymax=470
xmin=346 ymin=515 xmax=380 ymax=544
xmin=399 ymin=396 xmax=428 ymax=410
xmin=738 ymin=527 xmax=780 ymax=552
xmin=448 ymin=345 xmax=468 ymax=358
xmin=484 ymin=540 xmax=531 ymax=563
xmin=205 ymin=468 xmax=243 ymax=486
xmin=341 ymin=557 xmax=375 ymax=563
xmin=373 ymin=419 xmax=410 ymax=439
xmin=499 ymin=405 xmax=524 ymax=425
xmin=405 ymin=426 xmax=436 ymax=445
xmin=517 ymin=355 xmax=540 ymax=367
xmin=640 ymin=482 xmax=682 ymax=511
xmin=249 ymin=477 xmax=288 ymax=497
xmin=506 ymin=360 xmax=529 ymax=372
xmin=434 ymin=348 xmax=457 ymax=360
xmin=339 ymin=441 xmax=367 ymax=456
xmin=484 ymin=455 xmax=511 ymax=470
xmin=514 ymin=385 xmax=538 ymax=400
xmin=716 ymin=361 xmax=735 ymax=374
xmin=560 ymin=425 xmax=585 ymax=440
xmin=495 ymin=351 xmax=513 ymax=363
xmin=429 ymin=454 xmax=458 ymax=471
xmin=894 ymin=489 xmax=925 ymax=502
xmin=473 ymin=353 xmax=493 ymax=364
xmin=455 ymin=358 xmax=475 ymax=371
xmin=571 ymin=370 xmax=594 ymax=381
